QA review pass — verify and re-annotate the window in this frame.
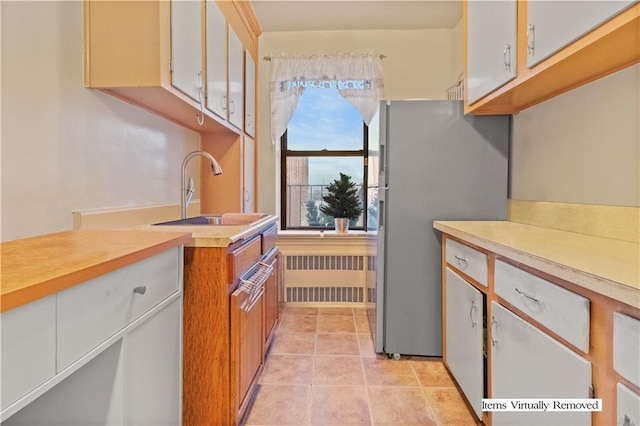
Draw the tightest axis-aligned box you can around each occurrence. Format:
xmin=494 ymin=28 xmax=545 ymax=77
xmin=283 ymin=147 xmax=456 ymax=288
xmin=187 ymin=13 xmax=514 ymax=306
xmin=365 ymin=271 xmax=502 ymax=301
xmin=281 ymin=87 xmax=368 ymax=230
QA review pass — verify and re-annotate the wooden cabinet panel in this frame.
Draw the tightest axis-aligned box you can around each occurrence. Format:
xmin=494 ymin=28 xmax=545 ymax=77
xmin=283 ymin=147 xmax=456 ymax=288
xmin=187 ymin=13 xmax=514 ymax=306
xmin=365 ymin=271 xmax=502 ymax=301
xmin=228 ymin=236 xmax=262 ymax=284
xmin=263 ymin=248 xmax=279 ymax=350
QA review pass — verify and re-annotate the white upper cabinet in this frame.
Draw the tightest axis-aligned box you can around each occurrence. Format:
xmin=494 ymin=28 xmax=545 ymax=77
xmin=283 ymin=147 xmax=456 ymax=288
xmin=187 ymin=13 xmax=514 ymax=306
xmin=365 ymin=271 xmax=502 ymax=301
xmin=526 ymin=0 xmax=637 ymax=67
xmin=171 ymin=0 xmax=203 ymax=102
xmin=466 ymin=0 xmax=517 ymax=104
xmin=244 ymin=52 xmax=256 ymax=137
xmin=228 ymin=27 xmax=244 ymax=130
xmin=205 ymin=0 xmax=227 ymax=119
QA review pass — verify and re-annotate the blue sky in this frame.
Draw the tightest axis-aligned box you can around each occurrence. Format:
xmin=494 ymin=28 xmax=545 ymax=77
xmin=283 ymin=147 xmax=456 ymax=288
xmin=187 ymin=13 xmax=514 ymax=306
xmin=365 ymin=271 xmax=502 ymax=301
xmin=287 ymin=87 xmax=366 ymax=185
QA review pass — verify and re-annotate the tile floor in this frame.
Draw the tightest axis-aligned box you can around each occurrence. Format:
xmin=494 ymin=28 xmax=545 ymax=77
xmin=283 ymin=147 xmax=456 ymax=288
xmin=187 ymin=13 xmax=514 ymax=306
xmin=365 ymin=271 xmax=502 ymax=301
xmin=242 ymin=306 xmax=479 ymax=425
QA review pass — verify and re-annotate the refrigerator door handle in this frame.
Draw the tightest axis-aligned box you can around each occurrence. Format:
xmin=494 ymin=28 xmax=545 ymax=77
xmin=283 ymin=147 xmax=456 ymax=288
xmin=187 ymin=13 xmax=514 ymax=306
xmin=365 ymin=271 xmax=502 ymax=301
xmin=378 ymin=200 xmax=385 ymax=231
xmin=380 ymin=144 xmax=386 ymax=176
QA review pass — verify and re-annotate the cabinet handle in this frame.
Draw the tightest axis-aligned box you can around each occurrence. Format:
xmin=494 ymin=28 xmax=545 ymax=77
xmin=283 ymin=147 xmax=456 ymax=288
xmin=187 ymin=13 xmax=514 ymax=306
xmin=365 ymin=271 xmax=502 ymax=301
xmin=490 ymin=317 xmax=498 ymax=346
xmin=469 ymin=301 xmax=477 ymax=328
xmin=245 ymin=189 xmax=250 ymax=202
xmin=503 ymin=43 xmax=511 ymax=71
xmin=623 ymin=414 xmax=635 ymax=426
xmin=454 ymin=255 xmax=468 ymax=267
xmin=133 ymin=286 xmax=147 ymax=295
xmin=196 ymin=71 xmax=204 ymax=126
xmin=222 ymin=94 xmax=227 ymax=110
xmin=230 ymin=99 xmax=236 ymax=114
xmin=515 ymin=288 xmax=539 ymax=303
xmin=527 ymin=24 xmax=536 ymax=55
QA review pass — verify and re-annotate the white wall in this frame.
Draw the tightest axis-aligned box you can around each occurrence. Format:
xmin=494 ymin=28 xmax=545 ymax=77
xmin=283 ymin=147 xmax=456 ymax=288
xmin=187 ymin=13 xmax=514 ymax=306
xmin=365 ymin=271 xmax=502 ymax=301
xmin=1 ymin=1 xmax=201 ymax=241
xmin=511 ymin=64 xmax=640 ymax=206
xmin=257 ymin=28 xmax=458 ymax=214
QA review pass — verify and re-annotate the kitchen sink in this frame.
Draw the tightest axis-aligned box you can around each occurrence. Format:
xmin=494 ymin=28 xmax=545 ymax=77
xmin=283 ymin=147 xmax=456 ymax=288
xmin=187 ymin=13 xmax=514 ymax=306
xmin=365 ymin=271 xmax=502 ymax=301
xmin=153 ymin=213 xmax=267 ymax=226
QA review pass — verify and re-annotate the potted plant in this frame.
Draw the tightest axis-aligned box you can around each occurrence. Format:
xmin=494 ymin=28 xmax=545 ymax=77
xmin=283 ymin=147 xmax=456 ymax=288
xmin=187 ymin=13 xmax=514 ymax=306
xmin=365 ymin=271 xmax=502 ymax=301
xmin=320 ymin=172 xmax=363 ymax=233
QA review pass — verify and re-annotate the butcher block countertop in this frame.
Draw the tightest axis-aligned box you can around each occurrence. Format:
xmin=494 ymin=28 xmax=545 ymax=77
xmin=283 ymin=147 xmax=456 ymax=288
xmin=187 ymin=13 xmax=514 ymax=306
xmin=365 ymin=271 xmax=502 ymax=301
xmin=434 ymin=221 xmax=640 ymax=309
xmin=137 ymin=215 xmax=279 ymax=247
xmin=1 ymin=229 xmax=191 ymax=313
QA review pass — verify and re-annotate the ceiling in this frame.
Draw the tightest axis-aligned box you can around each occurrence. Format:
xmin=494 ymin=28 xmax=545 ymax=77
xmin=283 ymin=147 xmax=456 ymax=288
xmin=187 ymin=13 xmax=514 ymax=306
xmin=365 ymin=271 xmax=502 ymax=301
xmin=250 ymin=1 xmax=463 ymax=32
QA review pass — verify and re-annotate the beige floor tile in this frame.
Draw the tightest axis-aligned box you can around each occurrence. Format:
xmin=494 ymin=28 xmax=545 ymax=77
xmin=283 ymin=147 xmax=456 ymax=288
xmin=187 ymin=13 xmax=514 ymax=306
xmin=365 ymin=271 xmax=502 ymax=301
xmin=313 ymin=355 xmax=365 ymax=385
xmin=357 ymin=333 xmax=377 ymax=357
xmin=259 ymin=355 xmax=314 ymax=385
xmin=285 ymin=306 xmax=319 ymax=316
xmin=310 ymin=385 xmax=371 ymax=425
xmin=318 ymin=307 xmax=354 ymax=316
xmin=316 ymin=333 xmax=360 ymax=355
xmin=354 ymin=315 xmax=371 ymax=333
xmin=317 ymin=315 xmax=357 ymax=333
xmin=410 ymin=359 xmax=456 ymax=387
xmin=243 ymin=384 xmax=310 ymax=425
xmin=423 ymin=388 xmax=479 ymax=426
xmin=279 ymin=314 xmax=318 ymax=333
xmin=361 ymin=357 xmax=420 ymax=387
xmin=368 ymin=386 xmax=437 ymax=425
xmin=270 ymin=332 xmax=316 ymax=355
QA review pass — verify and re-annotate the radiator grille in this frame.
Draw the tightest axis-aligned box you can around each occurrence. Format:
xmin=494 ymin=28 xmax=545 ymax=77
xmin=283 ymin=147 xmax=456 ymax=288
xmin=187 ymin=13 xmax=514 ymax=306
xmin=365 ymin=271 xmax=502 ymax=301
xmin=286 ymin=286 xmax=364 ymax=303
xmin=286 ymin=255 xmax=364 ymax=271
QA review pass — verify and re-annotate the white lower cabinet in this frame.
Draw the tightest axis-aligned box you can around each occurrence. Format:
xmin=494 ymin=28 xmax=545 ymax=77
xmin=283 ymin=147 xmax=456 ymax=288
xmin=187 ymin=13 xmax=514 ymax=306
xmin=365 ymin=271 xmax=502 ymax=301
xmin=125 ymin=298 xmax=182 ymax=425
xmin=491 ymin=302 xmax=592 ymax=426
xmin=445 ymin=267 xmax=484 ymax=419
xmin=617 ymin=383 xmax=640 ymax=426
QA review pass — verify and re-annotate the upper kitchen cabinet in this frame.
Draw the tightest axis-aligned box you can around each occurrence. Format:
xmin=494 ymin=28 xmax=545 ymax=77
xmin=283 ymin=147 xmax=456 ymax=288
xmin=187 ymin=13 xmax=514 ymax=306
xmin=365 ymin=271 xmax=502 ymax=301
xmin=171 ymin=0 xmax=203 ymax=104
xmin=464 ymin=0 xmax=640 ymax=115
xmin=466 ymin=0 xmax=517 ymax=105
xmin=526 ymin=0 xmax=637 ymax=68
xmin=205 ymin=0 xmax=227 ymax=120
xmin=83 ymin=0 xmax=261 ymax=134
xmin=244 ymin=52 xmax=256 ymax=137
xmin=228 ymin=27 xmax=244 ymax=130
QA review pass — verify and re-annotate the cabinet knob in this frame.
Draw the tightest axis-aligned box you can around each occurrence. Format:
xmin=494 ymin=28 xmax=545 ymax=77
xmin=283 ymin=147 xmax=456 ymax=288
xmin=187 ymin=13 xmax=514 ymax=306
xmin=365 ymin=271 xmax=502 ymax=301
xmin=133 ymin=286 xmax=147 ymax=295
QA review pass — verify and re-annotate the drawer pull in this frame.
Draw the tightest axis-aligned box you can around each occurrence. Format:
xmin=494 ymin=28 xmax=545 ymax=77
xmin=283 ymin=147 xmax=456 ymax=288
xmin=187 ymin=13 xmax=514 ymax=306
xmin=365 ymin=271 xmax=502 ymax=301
xmin=454 ymin=255 xmax=468 ymax=266
xmin=623 ymin=415 xmax=635 ymax=426
xmin=469 ymin=301 xmax=477 ymax=328
xmin=515 ymin=288 xmax=539 ymax=303
xmin=133 ymin=286 xmax=147 ymax=295
xmin=490 ymin=317 xmax=498 ymax=346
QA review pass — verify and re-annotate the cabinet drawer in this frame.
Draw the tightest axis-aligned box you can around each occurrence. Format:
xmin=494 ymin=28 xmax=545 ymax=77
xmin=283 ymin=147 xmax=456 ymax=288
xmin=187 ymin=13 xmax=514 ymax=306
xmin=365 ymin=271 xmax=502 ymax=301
xmin=261 ymin=225 xmax=277 ymax=255
xmin=229 ymin=236 xmax=261 ymax=284
xmin=617 ymin=383 xmax=640 ymax=426
xmin=494 ymin=260 xmax=590 ymax=352
xmin=445 ymin=239 xmax=488 ymax=287
xmin=614 ymin=312 xmax=640 ymax=387
xmin=57 ymin=247 xmax=180 ymax=370
xmin=1 ymin=295 xmax=56 ymax=413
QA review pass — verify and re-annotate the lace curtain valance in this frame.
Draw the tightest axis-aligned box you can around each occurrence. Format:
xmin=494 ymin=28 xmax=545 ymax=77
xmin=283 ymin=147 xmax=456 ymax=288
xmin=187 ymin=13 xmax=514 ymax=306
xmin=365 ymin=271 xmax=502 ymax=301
xmin=269 ymin=52 xmax=384 ymax=145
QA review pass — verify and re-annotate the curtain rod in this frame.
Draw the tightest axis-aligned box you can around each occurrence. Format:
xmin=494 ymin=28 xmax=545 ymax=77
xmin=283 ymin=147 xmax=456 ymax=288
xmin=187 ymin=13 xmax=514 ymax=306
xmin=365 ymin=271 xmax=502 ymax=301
xmin=263 ymin=54 xmax=386 ymax=61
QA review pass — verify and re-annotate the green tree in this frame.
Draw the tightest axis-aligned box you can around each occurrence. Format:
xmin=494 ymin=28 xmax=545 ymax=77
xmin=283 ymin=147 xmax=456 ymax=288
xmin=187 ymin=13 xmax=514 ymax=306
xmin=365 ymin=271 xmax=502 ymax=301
xmin=320 ymin=173 xmax=363 ymax=221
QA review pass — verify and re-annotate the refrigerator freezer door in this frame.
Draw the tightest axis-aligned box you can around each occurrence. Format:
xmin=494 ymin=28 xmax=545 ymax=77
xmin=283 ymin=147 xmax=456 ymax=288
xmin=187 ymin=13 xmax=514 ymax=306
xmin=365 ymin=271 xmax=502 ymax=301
xmin=382 ymin=100 xmax=509 ymax=357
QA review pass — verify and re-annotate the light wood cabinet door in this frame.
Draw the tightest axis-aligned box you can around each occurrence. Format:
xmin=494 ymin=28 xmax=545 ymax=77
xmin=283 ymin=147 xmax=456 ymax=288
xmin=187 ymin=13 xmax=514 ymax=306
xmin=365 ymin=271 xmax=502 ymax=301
xmin=171 ymin=0 xmax=203 ymax=102
xmin=263 ymin=250 xmax=279 ymax=349
xmin=228 ymin=27 xmax=244 ymax=130
xmin=244 ymin=53 xmax=256 ymax=137
xmin=466 ymin=0 xmax=517 ymax=104
xmin=491 ymin=302 xmax=592 ymax=426
xmin=445 ymin=268 xmax=484 ymax=419
xmin=205 ymin=0 xmax=227 ymax=119
xmin=526 ymin=0 xmax=636 ymax=68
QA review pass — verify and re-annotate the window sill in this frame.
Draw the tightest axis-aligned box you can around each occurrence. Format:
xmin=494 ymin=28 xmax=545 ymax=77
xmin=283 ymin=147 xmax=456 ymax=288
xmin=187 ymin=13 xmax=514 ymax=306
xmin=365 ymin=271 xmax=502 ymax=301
xmin=277 ymin=230 xmax=375 ymax=250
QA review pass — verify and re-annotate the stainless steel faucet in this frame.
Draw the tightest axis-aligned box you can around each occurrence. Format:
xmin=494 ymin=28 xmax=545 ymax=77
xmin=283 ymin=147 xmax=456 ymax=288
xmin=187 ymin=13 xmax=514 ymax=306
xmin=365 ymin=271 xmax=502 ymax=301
xmin=181 ymin=151 xmax=223 ymax=218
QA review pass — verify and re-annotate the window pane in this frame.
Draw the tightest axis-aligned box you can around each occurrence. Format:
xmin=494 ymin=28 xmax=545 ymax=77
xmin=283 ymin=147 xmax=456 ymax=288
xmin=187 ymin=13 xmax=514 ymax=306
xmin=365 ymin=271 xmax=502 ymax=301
xmin=286 ymin=156 xmax=364 ymax=229
xmin=287 ymin=88 xmax=363 ymax=151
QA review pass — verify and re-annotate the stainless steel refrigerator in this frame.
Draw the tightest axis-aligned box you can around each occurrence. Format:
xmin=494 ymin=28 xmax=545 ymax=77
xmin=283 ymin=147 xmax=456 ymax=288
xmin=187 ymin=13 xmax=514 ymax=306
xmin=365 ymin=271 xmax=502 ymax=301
xmin=366 ymin=100 xmax=510 ymax=357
